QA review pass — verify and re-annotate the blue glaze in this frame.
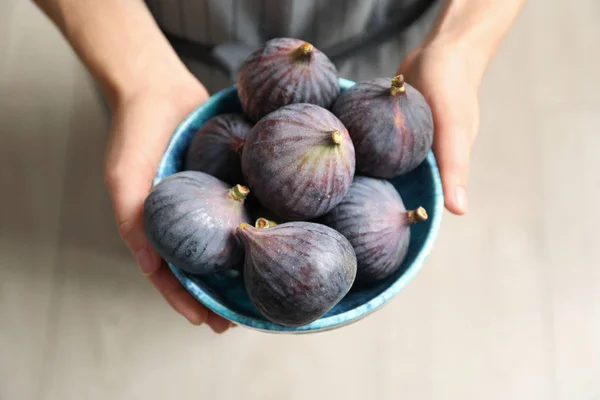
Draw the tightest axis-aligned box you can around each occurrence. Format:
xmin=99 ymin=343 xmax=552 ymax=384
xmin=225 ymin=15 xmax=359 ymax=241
xmin=153 ymin=78 xmax=444 ymax=334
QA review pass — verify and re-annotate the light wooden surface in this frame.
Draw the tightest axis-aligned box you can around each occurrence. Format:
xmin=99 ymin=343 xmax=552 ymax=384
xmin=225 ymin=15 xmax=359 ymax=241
xmin=1 ymin=1 xmax=599 ymax=399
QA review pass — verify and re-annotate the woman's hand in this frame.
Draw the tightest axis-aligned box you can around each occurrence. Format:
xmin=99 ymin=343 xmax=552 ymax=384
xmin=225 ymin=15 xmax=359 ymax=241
xmin=398 ymin=42 xmax=481 ymax=215
xmin=33 ymin=0 xmax=236 ymax=331
xmin=103 ymin=76 xmax=233 ymax=333
xmin=397 ymin=0 xmax=526 ymax=215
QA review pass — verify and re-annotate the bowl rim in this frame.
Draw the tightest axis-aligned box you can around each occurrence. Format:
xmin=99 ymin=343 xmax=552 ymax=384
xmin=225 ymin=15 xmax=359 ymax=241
xmin=153 ymin=78 xmax=444 ymax=334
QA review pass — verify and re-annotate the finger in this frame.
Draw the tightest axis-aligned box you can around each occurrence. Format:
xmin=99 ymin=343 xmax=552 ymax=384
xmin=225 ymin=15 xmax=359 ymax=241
xmin=206 ymin=312 xmax=233 ymax=334
xmin=148 ymin=261 xmax=209 ymax=325
xmin=432 ymin=111 xmax=472 ymax=215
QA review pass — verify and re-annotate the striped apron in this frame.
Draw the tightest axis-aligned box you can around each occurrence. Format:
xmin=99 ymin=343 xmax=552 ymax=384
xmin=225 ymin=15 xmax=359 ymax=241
xmin=146 ymin=0 xmax=441 ymax=93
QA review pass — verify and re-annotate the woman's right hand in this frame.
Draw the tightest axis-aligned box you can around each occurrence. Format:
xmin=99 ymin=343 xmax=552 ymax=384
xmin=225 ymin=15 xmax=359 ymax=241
xmin=103 ymin=76 xmax=234 ymax=333
xmin=33 ymin=0 xmax=234 ymax=331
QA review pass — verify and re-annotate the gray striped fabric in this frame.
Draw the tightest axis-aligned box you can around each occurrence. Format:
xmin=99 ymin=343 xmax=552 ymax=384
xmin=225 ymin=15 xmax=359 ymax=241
xmin=146 ymin=0 xmax=441 ymax=93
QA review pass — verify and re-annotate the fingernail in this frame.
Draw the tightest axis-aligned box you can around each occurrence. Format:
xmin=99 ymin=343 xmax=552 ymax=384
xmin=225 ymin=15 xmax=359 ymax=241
xmin=455 ymin=186 xmax=468 ymax=213
xmin=135 ymin=248 xmax=156 ymax=275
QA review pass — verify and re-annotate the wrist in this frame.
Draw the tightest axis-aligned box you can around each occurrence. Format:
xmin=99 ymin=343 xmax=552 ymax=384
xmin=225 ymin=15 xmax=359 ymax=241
xmin=425 ymin=34 xmax=489 ymax=87
xmin=423 ymin=7 xmax=491 ymax=85
xmin=88 ymin=22 xmax=199 ymax=109
xmin=43 ymin=0 xmax=199 ymax=109
xmin=106 ymin=53 xmax=199 ymax=110
xmin=110 ymin=70 xmax=209 ymax=120
xmin=421 ymin=0 xmax=525 ymax=87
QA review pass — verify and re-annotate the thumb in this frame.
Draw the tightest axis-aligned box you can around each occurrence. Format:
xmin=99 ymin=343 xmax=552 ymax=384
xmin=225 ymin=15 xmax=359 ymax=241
xmin=434 ymin=126 xmax=471 ymax=215
xmin=430 ymin=100 xmax=476 ymax=215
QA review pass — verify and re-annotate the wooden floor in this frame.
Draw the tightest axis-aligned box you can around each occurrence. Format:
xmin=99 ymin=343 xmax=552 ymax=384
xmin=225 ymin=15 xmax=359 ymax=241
xmin=1 ymin=1 xmax=599 ymax=399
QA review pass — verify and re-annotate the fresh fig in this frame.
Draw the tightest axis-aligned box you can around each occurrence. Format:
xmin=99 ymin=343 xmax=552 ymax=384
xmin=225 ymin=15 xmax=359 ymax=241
xmin=184 ymin=113 xmax=252 ymax=185
xmin=237 ymin=38 xmax=340 ymax=122
xmin=320 ymin=176 xmax=427 ymax=283
xmin=236 ymin=221 xmax=357 ymax=327
xmin=332 ymin=75 xmax=434 ymax=178
xmin=143 ymin=171 xmax=251 ymax=275
xmin=241 ymin=103 xmax=355 ymax=220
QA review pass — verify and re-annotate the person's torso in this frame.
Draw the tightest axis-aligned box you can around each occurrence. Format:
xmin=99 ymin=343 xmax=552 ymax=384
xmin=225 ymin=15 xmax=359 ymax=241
xmin=146 ymin=0 xmax=423 ymax=49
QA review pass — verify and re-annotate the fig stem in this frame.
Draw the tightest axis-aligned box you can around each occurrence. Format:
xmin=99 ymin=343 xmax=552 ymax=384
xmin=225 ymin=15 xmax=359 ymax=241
xmin=234 ymin=142 xmax=244 ymax=155
xmin=407 ymin=207 xmax=428 ymax=224
xmin=390 ymin=74 xmax=406 ymax=96
xmin=293 ymin=42 xmax=313 ymax=59
xmin=331 ymin=130 xmax=343 ymax=145
xmin=231 ymin=184 xmax=250 ymax=201
xmin=238 ymin=222 xmax=250 ymax=231
xmin=255 ymin=218 xmax=277 ymax=229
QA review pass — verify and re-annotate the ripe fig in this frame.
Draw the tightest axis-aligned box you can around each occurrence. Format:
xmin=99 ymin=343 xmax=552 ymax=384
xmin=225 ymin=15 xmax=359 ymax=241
xmin=236 ymin=221 xmax=357 ymax=327
xmin=241 ymin=103 xmax=355 ymax=220
xmin=332 ymin=75 xmax=434 ymax=178
xmin=237 ymin=38 xmax=341 ymax=122
xmin=143 ymin=171 xmax=251 ymax=275
xmin=184 ymin=113 xmax=252 ymax=185
xmin=320 ymin=176 xmax=428 ymax=283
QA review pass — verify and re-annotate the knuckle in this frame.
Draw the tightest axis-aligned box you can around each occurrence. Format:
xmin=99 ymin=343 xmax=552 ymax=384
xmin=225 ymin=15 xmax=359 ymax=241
xmin=447 ymin=160 xmax=470 ymax=179
xmin=439 ymin=156 xmax=470 ymax=181
xmin=116 ymin=218 xmax=138 ymax=242
xmin=103 ymin=164 xmax=124 ymax=193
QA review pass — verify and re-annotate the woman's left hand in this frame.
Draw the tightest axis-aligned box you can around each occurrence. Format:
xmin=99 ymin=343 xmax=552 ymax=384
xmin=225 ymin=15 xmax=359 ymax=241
xmin=398 ymin=42 xmax=482 ymax=215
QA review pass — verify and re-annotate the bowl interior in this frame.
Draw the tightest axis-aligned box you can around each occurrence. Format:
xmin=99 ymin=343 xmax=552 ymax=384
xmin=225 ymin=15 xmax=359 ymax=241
xmin=154 ymin=78 xmax=443 ymax=333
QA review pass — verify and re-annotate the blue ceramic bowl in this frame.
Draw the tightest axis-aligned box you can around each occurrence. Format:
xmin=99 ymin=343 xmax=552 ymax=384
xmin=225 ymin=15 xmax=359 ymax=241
xmin=153 ymin=78 xmax=444 ymax=333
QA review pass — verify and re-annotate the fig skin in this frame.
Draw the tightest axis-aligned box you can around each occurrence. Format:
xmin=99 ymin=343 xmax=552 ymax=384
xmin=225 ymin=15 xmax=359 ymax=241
xmin=237 ymin=38 xmax=341 ymax=122
xmin=319 ymin=176 xmax=428 ymax=284
xmin=236 ymin=221 xmax=357 ymax=327
xmin=184 ymin=113 xmax=252 ymax=185
xmin=241 ymin=103 xmax=356 ymax=220
xmin=332 ymin=75 xmax=434 ymax=178
xmin=143 ymin=171 xmax=251 ymax=275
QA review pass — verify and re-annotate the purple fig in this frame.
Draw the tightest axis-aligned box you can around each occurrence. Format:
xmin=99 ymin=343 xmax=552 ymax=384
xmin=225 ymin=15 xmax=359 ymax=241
xmin=241 ymin=103 xmax=355 ymax=220
xmin=332 ymin=75 xmax=433 ymax=178
xmin=237 ymin=38 xmax=340 ymax=122
xmin=184 ymin=113 xmax=252 ymax=185
xmin=143 ymin=171 xmax=251 ymax=275
xmin=236 ymin=221 xmax=357 ymax=327
xmin=320 ymin=176 xmax=428 ymax=283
